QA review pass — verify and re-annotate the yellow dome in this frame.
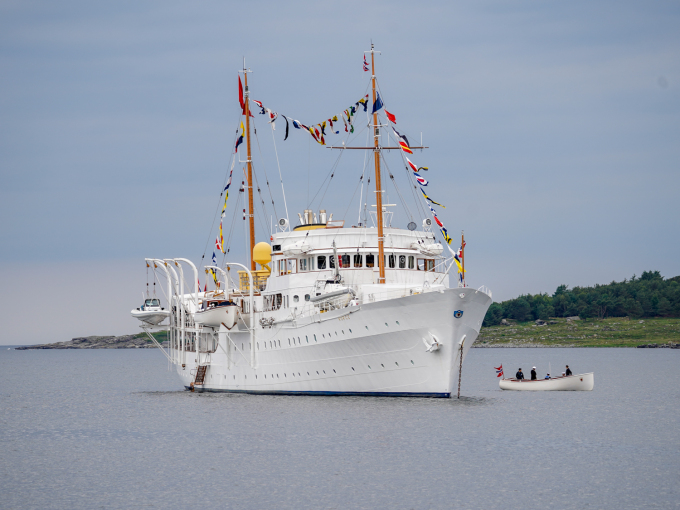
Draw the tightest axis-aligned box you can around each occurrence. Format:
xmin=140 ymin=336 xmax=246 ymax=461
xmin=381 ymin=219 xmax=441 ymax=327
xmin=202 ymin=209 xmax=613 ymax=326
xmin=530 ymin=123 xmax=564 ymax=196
xmin=253 ymin=242 xmax=272 ymax=266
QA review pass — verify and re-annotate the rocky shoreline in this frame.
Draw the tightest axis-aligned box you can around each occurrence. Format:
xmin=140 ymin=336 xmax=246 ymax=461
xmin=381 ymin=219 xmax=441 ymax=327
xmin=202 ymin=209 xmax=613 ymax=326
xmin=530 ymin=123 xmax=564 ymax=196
xmin=15 ymin=334 xmax=169 ymax=350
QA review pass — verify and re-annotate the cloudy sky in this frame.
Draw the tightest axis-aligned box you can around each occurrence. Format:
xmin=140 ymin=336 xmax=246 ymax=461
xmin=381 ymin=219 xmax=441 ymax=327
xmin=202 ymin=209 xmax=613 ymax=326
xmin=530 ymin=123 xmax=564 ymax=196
xmin=1 ymin=1 xmax=678 ymax=344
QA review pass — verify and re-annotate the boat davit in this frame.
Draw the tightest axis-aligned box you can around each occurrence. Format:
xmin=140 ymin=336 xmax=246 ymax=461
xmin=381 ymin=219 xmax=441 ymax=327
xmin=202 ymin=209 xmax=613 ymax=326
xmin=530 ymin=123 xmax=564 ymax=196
xmin=499 ymin=372 xmax=594 ymax=391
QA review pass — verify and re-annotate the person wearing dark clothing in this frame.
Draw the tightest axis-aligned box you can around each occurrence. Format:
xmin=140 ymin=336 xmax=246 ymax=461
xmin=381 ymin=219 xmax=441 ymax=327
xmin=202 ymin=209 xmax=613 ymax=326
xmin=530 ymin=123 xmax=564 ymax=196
xmin=531 ymin=367 xmax=537 ymax=380
xmin=545 ymin=373 xmax=551 ymax=379
xmin=516 ymin=368 xmax=525 ymax=380
xmin=565 ymin=365 xmax=572 ymax=376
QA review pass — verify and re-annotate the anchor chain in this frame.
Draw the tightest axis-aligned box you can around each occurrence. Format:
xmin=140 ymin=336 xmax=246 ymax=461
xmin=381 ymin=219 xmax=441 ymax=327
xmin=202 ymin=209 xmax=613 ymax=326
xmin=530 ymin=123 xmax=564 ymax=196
xmin=457 ymin=338 xmax=465 ymax=399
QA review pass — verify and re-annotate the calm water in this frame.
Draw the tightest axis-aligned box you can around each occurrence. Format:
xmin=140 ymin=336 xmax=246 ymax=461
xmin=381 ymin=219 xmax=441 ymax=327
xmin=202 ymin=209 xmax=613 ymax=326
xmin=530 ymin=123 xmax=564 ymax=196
xmin=1 ymin=347 xmax=678 ymax=509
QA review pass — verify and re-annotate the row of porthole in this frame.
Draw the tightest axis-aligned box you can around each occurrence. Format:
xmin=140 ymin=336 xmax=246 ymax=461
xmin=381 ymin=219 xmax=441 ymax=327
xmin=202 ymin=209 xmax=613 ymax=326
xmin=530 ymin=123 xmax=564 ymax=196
xmin=225 ymin=360 xmax=417 ymax=381
xmin=251 ymin=321 xmax=403 ymax=351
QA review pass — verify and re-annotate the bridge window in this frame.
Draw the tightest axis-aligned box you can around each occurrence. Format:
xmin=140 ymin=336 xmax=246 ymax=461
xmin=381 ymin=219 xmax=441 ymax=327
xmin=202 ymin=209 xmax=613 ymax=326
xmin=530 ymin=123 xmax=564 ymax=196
xmin=353 ymin=254 xmax=363 ymax=267
xmin=317 ymin=256 xmax=326 ymax=269
xmin=388 ymin=254 xmax=396 ymax=268
xmin=408 ymin=256 xmax=415 ymax=269
xmin=299 ymin=258 xmax=307 ymax=271
xmin=399 ymin=255 xmax=406 ymax=269
xmin=340 ymin=254 xmax=350 ymax=267
xmin=293 ymin=295 xmax=299 ymax=303
xmin=329 ymin=255 xmax=336 ymax=269
xmin=365 ymin=254 xmax=375 ymax=268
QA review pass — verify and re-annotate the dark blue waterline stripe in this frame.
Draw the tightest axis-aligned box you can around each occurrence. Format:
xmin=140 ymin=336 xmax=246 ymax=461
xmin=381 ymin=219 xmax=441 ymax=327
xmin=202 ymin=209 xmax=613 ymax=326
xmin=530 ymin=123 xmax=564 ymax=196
xmin=184 ymin=386 xmax=450 ymax=398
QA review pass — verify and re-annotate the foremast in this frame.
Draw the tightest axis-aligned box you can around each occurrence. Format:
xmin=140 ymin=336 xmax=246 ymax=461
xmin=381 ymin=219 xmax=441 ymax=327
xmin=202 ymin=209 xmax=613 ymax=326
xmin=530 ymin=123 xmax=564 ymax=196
xmin=241 ymin=60 xmax=256 ymax=271
xmin=368 ymin=44 xmax=385 ymax=284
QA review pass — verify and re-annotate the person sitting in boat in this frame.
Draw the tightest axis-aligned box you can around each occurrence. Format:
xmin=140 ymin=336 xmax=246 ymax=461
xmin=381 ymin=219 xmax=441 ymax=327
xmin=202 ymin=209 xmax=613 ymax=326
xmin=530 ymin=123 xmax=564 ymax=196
xmin=516 ymin=368 xmax=525 ymax=380
xmin=544 ymin=373 xmax=551 ymax=379
xmin=565 ymin=365 xmax=572 ymax=376
xmin=530 ymin=367 xmax=537 ymax=380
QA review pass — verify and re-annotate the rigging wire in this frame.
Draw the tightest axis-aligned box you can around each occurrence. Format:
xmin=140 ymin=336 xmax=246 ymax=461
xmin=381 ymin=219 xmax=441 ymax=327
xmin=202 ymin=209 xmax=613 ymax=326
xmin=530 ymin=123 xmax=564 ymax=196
xmin=252 ymin=119 xmax=280 ymax=221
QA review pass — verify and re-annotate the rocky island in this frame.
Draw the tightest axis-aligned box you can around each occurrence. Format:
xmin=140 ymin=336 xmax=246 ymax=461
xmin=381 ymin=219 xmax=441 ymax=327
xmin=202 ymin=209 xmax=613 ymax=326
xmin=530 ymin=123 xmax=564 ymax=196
xmin=15 ymin=333 xmax=168 ymax=350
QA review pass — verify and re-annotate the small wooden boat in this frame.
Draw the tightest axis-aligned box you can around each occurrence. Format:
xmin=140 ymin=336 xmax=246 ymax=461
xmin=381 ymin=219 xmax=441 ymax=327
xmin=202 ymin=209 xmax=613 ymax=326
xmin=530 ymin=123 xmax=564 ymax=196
xmin=499 ymin=372 xmax=594 ymax=391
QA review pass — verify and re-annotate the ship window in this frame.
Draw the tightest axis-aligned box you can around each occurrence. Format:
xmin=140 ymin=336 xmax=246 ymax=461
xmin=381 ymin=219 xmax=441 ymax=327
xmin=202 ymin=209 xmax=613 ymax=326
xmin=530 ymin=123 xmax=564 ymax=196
xmin=287 ymin=259 xmax=297 ymax=274
xmin=381 ymin=364 xmax=384 ymax=367
xmin=310 ymin=257 xmax=315 ymax=270
xmin=411 ymin=360 xmax=414 ymax=365
xmin=408 ymin=256 xmax=414 ymax=269
xmin=317 ymin=256 xmax=327 ymax=269
xmin=299 ymin=258 xmax=307 ymax=272
xmin=353 ymin=254 xmax=363 ymax=267
xmin=342 ymin=330 xmax=344 ymax=334
xmin=418 ymin=259 xmax=425 ymax=271
xmin=305 ymin=294 xmax=310 ymax=301
xmin=396 ymin=321 xmax=400 ymax=326
xmin=278 ymin=259 xmax=286 ymax=275
xmin=368 ymin=365 xmax=371 ymax=369
xmin=365 ymin=254 xmax=375 ymax=268
xmin=333 ymin=369 xmax=336 ymax=373
xmin=395 ymin=362 xmax=399 ymax=366
xmin=314 ymin=334 xmax=317 ymax=342
xmin=257 ymin=342 xmax=259 ymax=349
xmin=388 ymin=254 xmax=396 ymax=268
xmin=399 ymin=255 xmax=406 ymax=269
xmin=340 ymin=254 xmax=350 ymax=268
xmin=349 ymin=329 xmax=352 ymax=333
xmin=365 ymin=326 xmax=369 ymax=330
xmin=426 ymin=259 xmax=435 ymax=272
xmin=288 ymin=339 xmax=290 ymax=345
xmin=385 ymin=323 xmax=388 ymax=327
xmin=293 ymin=295 xmax=299 ymax=303
xmin=329 ymin=255 xmax=335 ymax=269
xmin=307 ymin=372 xmax=310 ymax=375
xmin=323 ymin=370 xmax=326 ymax=374
xmin=278 ymin=340 xmax=280 ymax=347
xmin=351 ymin=367 xmax=355 ymax=371
xmin=316 ymin=371 xmax=319 ymax=374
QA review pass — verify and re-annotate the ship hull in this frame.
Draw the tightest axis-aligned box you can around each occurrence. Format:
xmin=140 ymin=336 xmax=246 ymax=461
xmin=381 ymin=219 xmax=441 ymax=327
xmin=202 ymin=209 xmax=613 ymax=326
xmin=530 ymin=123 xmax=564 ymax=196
xmin=174 ymin=287 xmax=491 ymax=398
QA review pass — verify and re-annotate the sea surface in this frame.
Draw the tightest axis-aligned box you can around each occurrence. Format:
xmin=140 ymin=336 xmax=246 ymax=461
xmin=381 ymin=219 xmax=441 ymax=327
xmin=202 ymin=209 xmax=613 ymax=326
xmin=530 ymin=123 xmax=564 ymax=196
xmin=1 ymin=346 xmax=678 ymax=509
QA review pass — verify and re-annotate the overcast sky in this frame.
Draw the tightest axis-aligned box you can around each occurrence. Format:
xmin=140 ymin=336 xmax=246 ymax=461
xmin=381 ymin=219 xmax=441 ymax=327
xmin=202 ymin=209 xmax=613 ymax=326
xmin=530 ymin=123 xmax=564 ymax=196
xmin=1 ymin=1 xmax=678 ymax=345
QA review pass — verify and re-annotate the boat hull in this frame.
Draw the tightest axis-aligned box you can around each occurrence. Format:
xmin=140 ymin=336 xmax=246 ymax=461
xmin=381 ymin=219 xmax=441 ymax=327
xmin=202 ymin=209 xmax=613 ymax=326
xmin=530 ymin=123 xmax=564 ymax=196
xmin=194 ymin=305 xmax=238 ymax=329
xmin=173 ymin=287 xmax=492 ymax=398
xmin=131 ymin=309 xmax=170 ymax=325
xmin=499 ymin=372 xmax=594 ymax=391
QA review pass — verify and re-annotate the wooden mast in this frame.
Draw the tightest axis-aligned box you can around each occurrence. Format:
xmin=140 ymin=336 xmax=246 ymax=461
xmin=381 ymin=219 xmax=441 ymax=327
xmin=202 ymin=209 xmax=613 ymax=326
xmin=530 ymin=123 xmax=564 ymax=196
xmin=461 ymin=230 xmax=465 ymax=287
xmin=370 ymin=44 xmax=385 ymax=284
xmin=243 ymin=63 xmax=256 ymax=271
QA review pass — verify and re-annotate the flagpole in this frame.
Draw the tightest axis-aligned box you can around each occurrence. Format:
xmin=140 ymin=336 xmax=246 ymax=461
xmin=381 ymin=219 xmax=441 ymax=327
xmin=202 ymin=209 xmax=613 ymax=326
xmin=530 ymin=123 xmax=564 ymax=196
xmin=369 ymin=43 xmax=385 ymax=285
xmin=461 ymin=230 xmax=465 ymax=287
xmin=243 ymin=61 xmax=256 ymax=271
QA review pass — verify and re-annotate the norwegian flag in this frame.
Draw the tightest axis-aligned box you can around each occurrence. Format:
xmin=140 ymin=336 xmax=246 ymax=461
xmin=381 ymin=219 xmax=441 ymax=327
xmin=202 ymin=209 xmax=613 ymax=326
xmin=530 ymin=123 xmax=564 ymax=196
xmin=363 ymin=55 xmax=369 ymax=72
xmin=495 ymin=365 xmax=504 ymax=378
xmin=215 ymin=236 xmax=222 ymax=252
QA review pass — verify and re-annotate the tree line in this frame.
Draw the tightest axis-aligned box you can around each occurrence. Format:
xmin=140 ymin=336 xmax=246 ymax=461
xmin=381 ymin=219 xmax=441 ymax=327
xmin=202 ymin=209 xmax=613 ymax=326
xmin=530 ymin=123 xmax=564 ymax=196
xmin=483 ymin=271 xmax=680 ymax=326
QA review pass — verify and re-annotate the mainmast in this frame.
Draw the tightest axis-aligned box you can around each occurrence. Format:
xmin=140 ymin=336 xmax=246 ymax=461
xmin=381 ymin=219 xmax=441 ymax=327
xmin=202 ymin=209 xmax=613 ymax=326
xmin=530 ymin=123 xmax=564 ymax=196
xmin=243 ymin=61 xmax=256 ymax=271
xmin=369 ymin=44 xmax=385 ymax=285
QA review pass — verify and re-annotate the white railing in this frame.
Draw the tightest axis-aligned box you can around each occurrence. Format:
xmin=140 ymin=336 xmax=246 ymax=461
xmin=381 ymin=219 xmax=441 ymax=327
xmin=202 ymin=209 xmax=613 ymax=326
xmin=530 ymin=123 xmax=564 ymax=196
xmin=477 ymin=285 xmax=492 ymax=298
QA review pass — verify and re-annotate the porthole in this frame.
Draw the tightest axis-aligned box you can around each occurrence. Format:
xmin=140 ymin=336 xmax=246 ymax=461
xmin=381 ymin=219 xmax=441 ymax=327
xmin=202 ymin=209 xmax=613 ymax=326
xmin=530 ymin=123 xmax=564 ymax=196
xmin=293 ymin=295 xmax=299 ymax=303
xmin=381 ymin=364 xmax=384 ymax=367
xmin=349 ymin=329 xmax=352 ymax=333
xmin=307 ymin=372 xmax=310 ymax=375
xmin=333 ymin=369 xmax=336 ymax=373
xmin=278 ymin=340 xmax=280 ymax=347
xmin=306 ymin=335 xmax=309 ymax=343
xmin=257 ymin=342 xmax=260 ymax=349
xmin=245 ymin=375 xmax=247 ymax=379
xmin=298 ymin=373 xmax=301 ymax=376
xmin=305 ymin=294 xmax=310 ymax=301
xmin=395 ymin=362 xmax=399 ymax=366
xmin=284 ymin=373 xmax=287 ymax=377
xmin=255 ymin=375 xmax=257 ymax=379
xmin=224 ymin=375 xmax=226 ymax=379
xmin=288 ymin=339 xmax=291 ymax=346
xmin=411 ymin=360 xmax=414 ymax=365
xmin=342 ymin=330 xmax=345 ymax=334
xmin=351 ymin=367 xmax=355 ymax=371
xmin=323 ymin=370 xmax=326 ymax=374
xmin=396 ymin=321 xmax=400 ymax=326
xmin=322 ymin=334 xmax=325 ymax=338
xmin=316 ymin=371 xmax=319 ymax=375
xmin=233 ymin=375 xmax=235 ymax=379
xmin=365 ymin=326 xmax=369 ymax=330
xmin=314 ymin=334 xmax=317 ymax=342
xmin=368 ymin=365 xmax=371 ymax=369
xmin=276 ymin=374 xmax=279 ymax=378
xmin=385 ymin=323 xmax=388 ymax=327
xmin=265 ymin=374 xmax=267 ymax=379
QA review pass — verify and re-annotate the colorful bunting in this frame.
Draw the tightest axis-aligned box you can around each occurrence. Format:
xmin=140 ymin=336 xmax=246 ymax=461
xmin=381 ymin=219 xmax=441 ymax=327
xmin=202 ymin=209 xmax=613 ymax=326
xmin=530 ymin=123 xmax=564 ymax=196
xmin=385 ymin=109 xmax=396 ymax=124
xmin=238 ymin=76 xmax=254 ymax=117
xmin=414 ymin=173 xmax=428 ymax=186
xmin=420 ymin=188 xmax=445 ymax=208
xmin=372 ymin=92 xmax=383 ymax=114
xmin=405 ymin=156 xmax=418 ymax=172
xmin=234 ymin=122 xmax=244 ymax=153
xmin=363 ymin=55 xmax=369 ymax=72
xmin=221 ymin=167 xmax=233 ymax=218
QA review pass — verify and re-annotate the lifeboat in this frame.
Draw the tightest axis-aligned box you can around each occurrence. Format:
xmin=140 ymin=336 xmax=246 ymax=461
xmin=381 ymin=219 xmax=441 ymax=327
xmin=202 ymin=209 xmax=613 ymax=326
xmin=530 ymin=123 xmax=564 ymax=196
xmin=131 ymin=298 xmax=170 ymax=325
xmin=193 ymin=299 xmax=238 ymax=329
xmin=499 ymin=372 xmax=594 ymax=391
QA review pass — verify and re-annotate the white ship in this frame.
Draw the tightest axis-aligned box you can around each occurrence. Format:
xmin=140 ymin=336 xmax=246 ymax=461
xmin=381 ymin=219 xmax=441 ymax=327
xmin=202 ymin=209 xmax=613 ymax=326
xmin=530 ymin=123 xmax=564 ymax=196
xmin=135 ymin=46 xmax=493 ymax=397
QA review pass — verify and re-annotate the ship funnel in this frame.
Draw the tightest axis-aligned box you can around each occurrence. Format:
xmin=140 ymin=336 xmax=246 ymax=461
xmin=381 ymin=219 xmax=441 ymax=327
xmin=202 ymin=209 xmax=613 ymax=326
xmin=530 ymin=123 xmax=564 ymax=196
xmin=319 ymin=209 xmax=327 ymax=224
xmin=304 ymin=209 xmax=313 ymax=225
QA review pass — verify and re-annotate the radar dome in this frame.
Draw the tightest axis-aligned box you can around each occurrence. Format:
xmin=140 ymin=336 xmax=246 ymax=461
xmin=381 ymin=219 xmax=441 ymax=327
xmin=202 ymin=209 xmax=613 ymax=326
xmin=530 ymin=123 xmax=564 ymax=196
xmin=253 ymin=242 xmax=272 ymax=267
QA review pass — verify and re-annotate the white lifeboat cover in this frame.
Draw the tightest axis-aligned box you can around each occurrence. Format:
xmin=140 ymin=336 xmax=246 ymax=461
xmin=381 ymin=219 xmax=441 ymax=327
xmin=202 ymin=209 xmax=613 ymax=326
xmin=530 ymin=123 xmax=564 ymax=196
xmin=411 ymin=242 xmax=443 ymax=256
xmin=282 ymin=241 xmax=311 ymax=255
